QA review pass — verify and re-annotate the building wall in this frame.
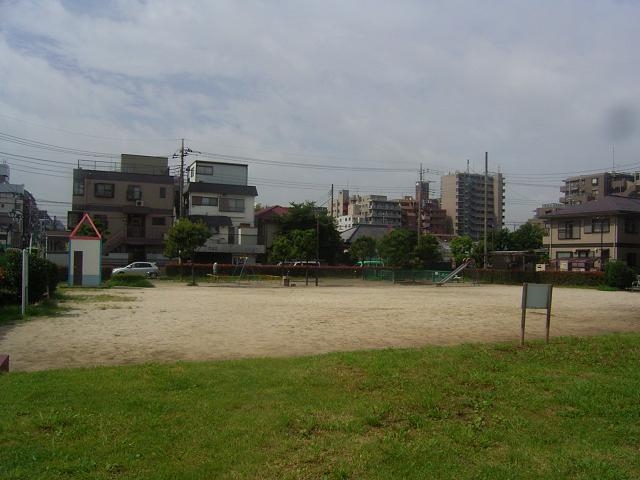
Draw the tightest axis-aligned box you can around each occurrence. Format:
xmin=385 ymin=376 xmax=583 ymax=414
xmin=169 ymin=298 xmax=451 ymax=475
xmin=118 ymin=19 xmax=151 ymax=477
xmin=68 ymin=238 xmax=102 ymax=286
xmin=560 ymin=172 xmax=636 ymax=205
xmin=121 ymin=154 xmax=169 ymax=175
xmin=187 ymin=161 xmax=248 ymax=186
xmin=188 ymin=196 xmax=254 ymax=226
xmin=441 ymin=172 xmax=504 ymax=240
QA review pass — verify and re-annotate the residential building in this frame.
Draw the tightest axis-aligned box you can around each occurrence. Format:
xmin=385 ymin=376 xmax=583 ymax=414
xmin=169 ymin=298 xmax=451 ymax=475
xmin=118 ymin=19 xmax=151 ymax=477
xmin=538 ymin=196 xmax=640 ymax=270
xmin=255 ymin=205 xmax=289 ymax=260
xmin=0 ymin=185 xmax=24 ymax=248
xmin=441 ymin=171 xmax=505 ymax=241
xmin=184 ymin=160 xmax=265 ymax=263
xmin=334 ymin=190 xmax=402 ymax=229
xmin=560 ymin=172 xmax=639 ymax=205
xmin=68 ymin=154 xmax=175 ymax=264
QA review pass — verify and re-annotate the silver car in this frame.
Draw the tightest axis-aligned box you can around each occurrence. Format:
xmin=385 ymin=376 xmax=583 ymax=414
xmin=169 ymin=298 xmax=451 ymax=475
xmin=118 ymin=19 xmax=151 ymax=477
xmin=112 ymin=262 xmax=159 ymax=278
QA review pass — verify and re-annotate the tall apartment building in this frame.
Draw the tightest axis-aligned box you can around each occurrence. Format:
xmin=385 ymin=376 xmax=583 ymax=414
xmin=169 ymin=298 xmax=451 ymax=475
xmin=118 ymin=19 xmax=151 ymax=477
xmin=334 ymin=190 xmax=401 ymax=231
xmin=68 ymin=154 xmax=175 ymax=263
xmin=184 ymin=160 xmax=265 ymax=263
xmin=0 ymin=163 xmax=25 ymax=248
xmin=560 ymin=172 xmax=640 ymax=205
xmin=441 ymin=172 xmax=505 ymax=240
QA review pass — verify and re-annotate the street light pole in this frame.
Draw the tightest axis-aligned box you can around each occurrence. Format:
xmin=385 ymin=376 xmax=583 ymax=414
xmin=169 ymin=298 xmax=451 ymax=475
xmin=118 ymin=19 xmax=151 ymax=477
xmin=600 ymin=217 xmax=605 ymax=272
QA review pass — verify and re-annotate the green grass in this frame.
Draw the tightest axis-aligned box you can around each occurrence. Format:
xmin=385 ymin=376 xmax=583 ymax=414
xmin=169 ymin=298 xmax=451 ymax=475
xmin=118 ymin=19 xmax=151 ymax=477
xmin=1 ymin=334 xmax=640 ymax=479
xmin=0 ymin=293 xmax=69 ymax=326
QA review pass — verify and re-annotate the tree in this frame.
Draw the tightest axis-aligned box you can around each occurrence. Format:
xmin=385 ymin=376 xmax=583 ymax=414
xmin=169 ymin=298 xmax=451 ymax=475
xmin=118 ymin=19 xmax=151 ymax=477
xmin=349 ymin=236 xmax=377 ymax=263
xmin=450 ymin=235 xmax=475 ymax=265
xmin=414 ymin=234 xmax=442 ymax=268
xmin=511 ymin=223 xmax=544 ymax=251
xmin=75 ymin=215 xmax=110 ymax=245
xmin=164 ymin=219 xmax=210 ymax=283
xmin=272 ymin=202 xmax=343 ymax=263
xmin=377 ymin=229 xmax=417 ymax=268
xmin=492 ymin=228 xmax=514 ymax=251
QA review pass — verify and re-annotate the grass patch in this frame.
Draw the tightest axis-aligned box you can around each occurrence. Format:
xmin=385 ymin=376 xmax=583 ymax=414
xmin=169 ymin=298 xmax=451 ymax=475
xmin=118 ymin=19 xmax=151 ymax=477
xmin=1 ymin=334 xmax=640 ymax=478
xmin=105 ymin=275 xmax=154 ymax=288
xmin=0 ymin=293 xmax=70 ymax=325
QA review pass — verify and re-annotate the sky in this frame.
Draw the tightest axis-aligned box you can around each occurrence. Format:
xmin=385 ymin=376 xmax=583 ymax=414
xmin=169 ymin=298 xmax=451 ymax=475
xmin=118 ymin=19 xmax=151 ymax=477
xmin=1 ymin=0 xmax=640 ymax=227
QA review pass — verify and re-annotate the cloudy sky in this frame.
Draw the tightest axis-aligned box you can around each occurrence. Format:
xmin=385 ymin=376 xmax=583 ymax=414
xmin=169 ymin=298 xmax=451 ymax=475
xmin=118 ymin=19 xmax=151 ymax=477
xmin=1 ymin=0 xmax=639 ymax=226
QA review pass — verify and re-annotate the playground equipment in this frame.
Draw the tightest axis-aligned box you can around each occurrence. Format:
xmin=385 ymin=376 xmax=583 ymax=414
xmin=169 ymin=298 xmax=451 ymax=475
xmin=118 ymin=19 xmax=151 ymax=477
xmin=436 ymin=259 xmax=473 ymax=286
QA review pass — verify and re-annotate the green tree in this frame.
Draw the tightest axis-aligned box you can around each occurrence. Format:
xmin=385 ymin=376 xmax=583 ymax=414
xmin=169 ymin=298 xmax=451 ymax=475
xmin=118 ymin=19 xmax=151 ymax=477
xmin=349 ymin=236 xmax=377 ymax=263
xmin=414 ymin=234 xmax=443 ymax=268
xmin=377 ymin=229 xmax=417 ymax=268
xmin=164 ymin=219 xmax=210 ymax=284
xmin=273 ymin=202 xmax=342 ymax=263
xmin=75 ymin=215 xmax=110 ymax=245
xmin=450 ymin=235 xmax=475 ymax=265
xmin=604 ymin=260 xmax=635 ymax=290
xmin=511 ymin=223 xmax=544 ymax=251
xmin=492 ymin=228 xmax=514 ymax=251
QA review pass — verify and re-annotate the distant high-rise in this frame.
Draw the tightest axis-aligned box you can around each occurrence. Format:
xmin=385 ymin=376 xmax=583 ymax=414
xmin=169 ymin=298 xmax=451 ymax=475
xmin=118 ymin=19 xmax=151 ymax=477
xmin=560 ymin=172 xmax=638 ymax=205
xmin=441 ymin=172 xmax=505 ymax=240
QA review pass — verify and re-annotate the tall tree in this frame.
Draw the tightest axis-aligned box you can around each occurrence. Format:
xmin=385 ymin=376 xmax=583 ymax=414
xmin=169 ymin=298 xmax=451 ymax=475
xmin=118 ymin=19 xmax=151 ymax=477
xmin=164 ymin=219 xmax=210 ymax=283
xmin=349 ymin=236 xmax=377 ymax=263
xmin=414 ymin=234 xmax=443 ymax=268
xmin=273 ymin=202 xmax=342 ymax=263
xmin=450 ymin=235 xmax=476 ymax=265
xmin=377 ymin=229 xmax=417 ymax=268
xmin=511 ymin=223 xmax=544 ymax=251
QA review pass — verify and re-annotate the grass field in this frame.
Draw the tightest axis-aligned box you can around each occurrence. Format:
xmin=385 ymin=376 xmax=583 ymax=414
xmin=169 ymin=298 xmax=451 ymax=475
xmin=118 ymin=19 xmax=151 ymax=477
xmin=1 ymin=333 xmax=639 ymax=479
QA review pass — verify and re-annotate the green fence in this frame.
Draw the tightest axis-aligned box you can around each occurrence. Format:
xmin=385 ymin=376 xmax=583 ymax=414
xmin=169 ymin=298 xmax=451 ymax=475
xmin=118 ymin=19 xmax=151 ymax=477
xmin=363 ymin=268 xmax=453 ymax=283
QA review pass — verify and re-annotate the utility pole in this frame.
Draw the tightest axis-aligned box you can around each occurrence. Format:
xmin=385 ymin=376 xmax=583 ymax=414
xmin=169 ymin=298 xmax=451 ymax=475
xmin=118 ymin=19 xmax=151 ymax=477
xmin=179 ymin=138 xmax=185 ymax=218
xmin=417 ymin=164 xmax=425 ymax=235
xmin=483 ymin=152 xmax=488 ymax=269
xmin=330 ymin=184 xmax=334 ymax=218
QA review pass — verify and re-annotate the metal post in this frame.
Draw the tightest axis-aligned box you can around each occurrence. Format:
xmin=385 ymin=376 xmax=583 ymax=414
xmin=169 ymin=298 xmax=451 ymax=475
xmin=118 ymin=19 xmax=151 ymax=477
xmin=483 ymin=152 xmax=488 ymax=268
xmin=21 ymin=249 xmax=28 ymax=317
xmin=179 ymin=138 xmax=184 ymax=218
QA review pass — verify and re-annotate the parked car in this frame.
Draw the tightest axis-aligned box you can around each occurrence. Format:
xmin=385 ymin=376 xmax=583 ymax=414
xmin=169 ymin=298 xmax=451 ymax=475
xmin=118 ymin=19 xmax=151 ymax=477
xmin=293 ymin=261 xmax=321 ymax=267
xmin=112 ymin=262 xmax=159 ymax=278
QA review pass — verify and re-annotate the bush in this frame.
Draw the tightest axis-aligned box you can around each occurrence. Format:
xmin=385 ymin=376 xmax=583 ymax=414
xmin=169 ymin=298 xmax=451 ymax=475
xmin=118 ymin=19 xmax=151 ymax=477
xmin=0 ymin=250 xmax=59 ymax=304
xmin=604 ymin=261 xmax=636 ymax=290
xmin=106 ymin=275 xmax=154 ymax=288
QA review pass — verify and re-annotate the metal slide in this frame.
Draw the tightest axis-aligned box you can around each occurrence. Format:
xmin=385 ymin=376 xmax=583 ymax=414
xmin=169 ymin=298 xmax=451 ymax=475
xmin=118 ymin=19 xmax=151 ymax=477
xmin=436 ymin=259 xmax=472 ymax=286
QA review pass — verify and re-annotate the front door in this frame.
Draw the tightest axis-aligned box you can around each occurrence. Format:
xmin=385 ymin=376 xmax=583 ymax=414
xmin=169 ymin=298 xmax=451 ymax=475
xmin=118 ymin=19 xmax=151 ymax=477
xmin=73 ymin=251 xmax=83 ymax=285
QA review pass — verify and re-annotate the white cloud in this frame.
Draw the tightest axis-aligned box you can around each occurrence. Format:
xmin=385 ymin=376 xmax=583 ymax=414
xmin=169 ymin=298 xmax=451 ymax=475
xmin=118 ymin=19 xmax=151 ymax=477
xmin=1 ymin=0 xmax=640 ymax=222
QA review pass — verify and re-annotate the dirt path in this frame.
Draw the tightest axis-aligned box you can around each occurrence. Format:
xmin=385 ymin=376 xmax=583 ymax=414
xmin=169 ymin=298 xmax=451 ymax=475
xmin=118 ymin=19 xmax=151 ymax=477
xmin=1 ymin=282 xmax=638 ymax=371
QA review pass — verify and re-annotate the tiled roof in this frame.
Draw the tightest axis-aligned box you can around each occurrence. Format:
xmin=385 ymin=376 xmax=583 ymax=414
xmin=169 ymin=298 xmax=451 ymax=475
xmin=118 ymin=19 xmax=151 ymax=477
xmin=255 ymin=205 xmax=289 ymax=220
xmin=539 ymin=195 xmax=640 ymax=218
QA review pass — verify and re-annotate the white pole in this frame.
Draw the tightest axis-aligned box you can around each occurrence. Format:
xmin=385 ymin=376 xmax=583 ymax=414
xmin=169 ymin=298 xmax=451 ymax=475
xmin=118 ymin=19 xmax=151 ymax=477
xmin=21 ymin=248 xmax=28 ymax=316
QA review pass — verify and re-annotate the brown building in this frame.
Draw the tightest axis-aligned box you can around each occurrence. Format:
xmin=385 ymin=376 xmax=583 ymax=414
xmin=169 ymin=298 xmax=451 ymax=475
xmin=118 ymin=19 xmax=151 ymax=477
xmin=560 ymin=172 xmax=639 ymax=205
xmin=68 ymin=154 xmax=175 ymax=263
xmin=538 ymin=195 xmax=640 ymax=270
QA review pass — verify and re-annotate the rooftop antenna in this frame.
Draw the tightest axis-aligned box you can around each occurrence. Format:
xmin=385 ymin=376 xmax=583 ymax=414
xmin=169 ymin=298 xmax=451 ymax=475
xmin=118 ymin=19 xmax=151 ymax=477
xmin=466 ymin=159 xmax=470 ymax=174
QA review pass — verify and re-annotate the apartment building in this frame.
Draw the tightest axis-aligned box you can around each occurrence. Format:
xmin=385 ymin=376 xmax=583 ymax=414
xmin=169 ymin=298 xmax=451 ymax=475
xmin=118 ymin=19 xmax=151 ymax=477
xmin=184 ymin=160 xmax=265 ymax=263
xmin=440 ymin=172 xmax=505 ymax=241
xmin=0 ymin=170 xmax=24 ymax=248
xmin=538 ymin=195 xmax=640 ymax=270
xmin=68 ymin=154 xmax=175 ymax=263
xmin=334 ymin=191 xmax=401 ymax=231
xmin=560 ymin=172 xmax=639 ymax=205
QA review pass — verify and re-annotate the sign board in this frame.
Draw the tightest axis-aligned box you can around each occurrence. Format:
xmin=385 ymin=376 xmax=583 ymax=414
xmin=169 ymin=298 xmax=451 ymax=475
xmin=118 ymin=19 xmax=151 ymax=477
xmin=520 ymin=283 xmax=553 ymax=346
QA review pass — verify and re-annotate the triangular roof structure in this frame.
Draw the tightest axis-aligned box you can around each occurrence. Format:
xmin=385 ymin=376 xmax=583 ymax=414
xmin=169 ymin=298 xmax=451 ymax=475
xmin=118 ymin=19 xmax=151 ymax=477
xmin=538 ymin=196 xmax=640 ymax=219
xmin=69 ymin=213 xmax=102 ymax=240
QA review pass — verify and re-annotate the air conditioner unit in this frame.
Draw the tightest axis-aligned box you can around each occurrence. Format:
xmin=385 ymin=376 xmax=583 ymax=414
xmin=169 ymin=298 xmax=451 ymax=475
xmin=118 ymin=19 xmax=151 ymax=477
xmin=135 ymin=200 xmax=144 ymax=207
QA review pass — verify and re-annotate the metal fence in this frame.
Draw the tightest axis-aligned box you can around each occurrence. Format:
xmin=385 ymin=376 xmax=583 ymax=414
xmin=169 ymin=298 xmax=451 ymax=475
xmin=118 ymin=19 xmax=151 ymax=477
xmin=362 ymin=268 xmax=453 ymax=283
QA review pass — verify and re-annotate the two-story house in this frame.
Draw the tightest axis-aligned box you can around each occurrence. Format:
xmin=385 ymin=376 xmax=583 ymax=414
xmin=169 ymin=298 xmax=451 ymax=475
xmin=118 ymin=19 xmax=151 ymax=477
xmin=539 ymin=196 xmax=640 ymax=271
xmin=68 ymin=154 xmax=175 ymax=264
xmin=184 ymin=160 xmax=265 ymax=264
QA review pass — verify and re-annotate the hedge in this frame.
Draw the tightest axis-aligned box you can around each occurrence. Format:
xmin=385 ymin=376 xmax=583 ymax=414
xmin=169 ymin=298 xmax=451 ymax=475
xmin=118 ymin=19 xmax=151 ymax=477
xmin=0 ymin=250 xmax=59 ymax=305
xmin=470 ymin=268 xmax=604 ymax=287
xmin=164 ymin=263 xmax=362 ymax=279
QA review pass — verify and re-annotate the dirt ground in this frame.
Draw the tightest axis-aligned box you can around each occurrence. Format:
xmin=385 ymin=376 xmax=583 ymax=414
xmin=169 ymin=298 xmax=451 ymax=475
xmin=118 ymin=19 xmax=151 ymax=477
xmin=1 ymin=281 xmax=639 ymax=372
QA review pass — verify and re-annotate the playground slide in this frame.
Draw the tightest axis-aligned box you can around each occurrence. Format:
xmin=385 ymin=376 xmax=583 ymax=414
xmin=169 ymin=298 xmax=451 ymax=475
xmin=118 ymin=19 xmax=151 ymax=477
xmin=436 ymin=259 xmax=472 ymax=286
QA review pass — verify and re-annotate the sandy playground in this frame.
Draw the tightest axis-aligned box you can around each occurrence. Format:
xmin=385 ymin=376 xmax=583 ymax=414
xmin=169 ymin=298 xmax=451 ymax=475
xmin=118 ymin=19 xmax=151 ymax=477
xmin=1 ymin=281 xmax=639 ymax=371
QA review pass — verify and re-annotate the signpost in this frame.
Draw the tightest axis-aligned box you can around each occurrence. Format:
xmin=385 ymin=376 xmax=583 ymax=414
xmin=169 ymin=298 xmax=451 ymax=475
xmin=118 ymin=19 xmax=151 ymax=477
xmin=521 ymin=283 xmax=553 ymax=346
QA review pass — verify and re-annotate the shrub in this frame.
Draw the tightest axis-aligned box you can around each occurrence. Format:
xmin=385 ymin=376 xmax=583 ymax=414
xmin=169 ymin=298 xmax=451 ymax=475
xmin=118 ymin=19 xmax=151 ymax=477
xmin=0 ymin=250 xmax=59 ymax=304
xmin=604 ymin=261 xmax=635 ymax=290
xmin=106 ymin=275 xmax=154 ymax=288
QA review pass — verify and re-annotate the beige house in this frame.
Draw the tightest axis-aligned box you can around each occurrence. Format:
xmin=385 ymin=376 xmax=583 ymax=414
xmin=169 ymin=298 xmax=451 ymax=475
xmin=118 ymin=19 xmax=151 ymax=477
xmin=68 ymin=155 xmax=175 ymax=264
xmin=538 ymin=196 xmax=640 ymax=270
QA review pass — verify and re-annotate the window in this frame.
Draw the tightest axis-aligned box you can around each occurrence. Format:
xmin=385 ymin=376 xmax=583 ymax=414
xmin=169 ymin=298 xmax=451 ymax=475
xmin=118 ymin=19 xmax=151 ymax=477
xmin=159 ymin=187 xmax=166 ymax=199
xmin=73 ymin=179 xmax=84 ymax=196
xmin=558 ymin=221 xmax=580 ymax=239
xmin=192 ymin=195 xmax=218 ymax=206
xmin=151 ymin=217 xmax=166 ymax=226
xmin=196 ymin=164 xmax=214 ymax=175
xmin=94 ymin=183 xmax=114 ymax=198
xmin=627 ymin=252 xmax=637 ymax=267
xmin=625 ymin=218 xmax=638 ymax=234
xmin=127 ymin=185 xmax=142 ymax=201
xmin=591 ymin=177 xmax=598 ymax=186
xmin=220 ymin=198 xmax=245 ymax=212
xmin=585 ymin=218 xmax=610 ymax=234
xmin=556 ymin=251 xmax=573 ymax=259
